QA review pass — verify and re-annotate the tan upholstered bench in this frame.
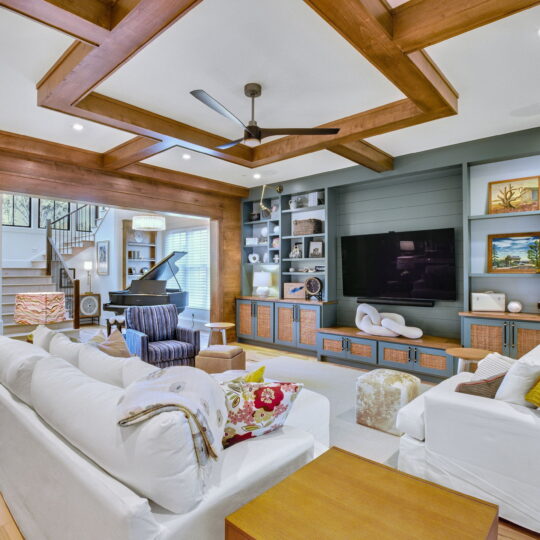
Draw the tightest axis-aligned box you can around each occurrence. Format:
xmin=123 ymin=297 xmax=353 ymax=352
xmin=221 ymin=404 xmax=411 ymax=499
xmin=195 ymin=345 xmax=246 ymax=374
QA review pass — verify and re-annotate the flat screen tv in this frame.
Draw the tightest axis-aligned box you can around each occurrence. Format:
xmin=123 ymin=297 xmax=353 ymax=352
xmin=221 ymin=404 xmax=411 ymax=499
xmin=341 ymin=228 xmax=456 ymax=302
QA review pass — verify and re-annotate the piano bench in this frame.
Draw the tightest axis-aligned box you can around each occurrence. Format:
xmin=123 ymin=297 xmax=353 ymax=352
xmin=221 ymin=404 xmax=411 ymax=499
xmin=195 ymin=345 xmax=246 ymax=374
xmin=106 ymin=316 xmax=125 ymax=336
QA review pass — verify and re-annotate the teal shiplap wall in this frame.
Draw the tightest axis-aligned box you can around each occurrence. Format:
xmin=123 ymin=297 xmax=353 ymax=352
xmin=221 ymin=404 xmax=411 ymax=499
xmin=335 ymin=168 xmax=463 ymax=338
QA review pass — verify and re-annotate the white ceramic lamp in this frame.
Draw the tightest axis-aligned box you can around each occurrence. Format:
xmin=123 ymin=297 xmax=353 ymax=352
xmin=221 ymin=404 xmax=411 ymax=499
xmin=253 ymin=271 xmax=272 ymax=297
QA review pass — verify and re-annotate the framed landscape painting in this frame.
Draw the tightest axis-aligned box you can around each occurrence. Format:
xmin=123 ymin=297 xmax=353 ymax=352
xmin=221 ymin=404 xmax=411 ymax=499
xmin=488 ymin=176 xmax=539 ymax=214
xmin=487 ymin=232 xmax=540 ymax=273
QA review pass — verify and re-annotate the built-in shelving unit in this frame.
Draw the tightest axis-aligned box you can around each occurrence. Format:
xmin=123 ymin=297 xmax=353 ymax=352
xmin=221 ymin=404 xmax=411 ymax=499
xmin=241 ymin=188 xmax=336 ymax=301
xmin=122 ymin=219 xmax=157 ymax=289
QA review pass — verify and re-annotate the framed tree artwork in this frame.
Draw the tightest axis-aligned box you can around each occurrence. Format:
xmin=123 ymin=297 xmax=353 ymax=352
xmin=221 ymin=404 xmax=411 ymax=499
xmin=488 ymin=176 xmax=539 ymax=214
xmin=487 ymin=232 xmax=540 ymax=273
xmin=96 ymin=240 xmax=110 ymax=276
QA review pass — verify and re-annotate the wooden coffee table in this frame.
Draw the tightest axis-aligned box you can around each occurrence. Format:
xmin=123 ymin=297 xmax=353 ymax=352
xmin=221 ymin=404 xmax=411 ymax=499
xmin=225 ymin=447 xmax=498 ymax=540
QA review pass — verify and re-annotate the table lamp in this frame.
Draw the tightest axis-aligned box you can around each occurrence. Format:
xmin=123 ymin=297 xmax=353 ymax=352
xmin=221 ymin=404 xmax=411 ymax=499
xmin=14 ymin=292 xmax=66 ymax=327
xmin=83 ymin=260 xmax=93 ymax=293
xmin=253 ymin=271 xmax=272 ymax=297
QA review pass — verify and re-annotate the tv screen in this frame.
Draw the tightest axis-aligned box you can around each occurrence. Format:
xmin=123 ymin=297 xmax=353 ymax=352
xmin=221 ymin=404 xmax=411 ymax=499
xmin=341 ymin=228 xmax=456 ymax=301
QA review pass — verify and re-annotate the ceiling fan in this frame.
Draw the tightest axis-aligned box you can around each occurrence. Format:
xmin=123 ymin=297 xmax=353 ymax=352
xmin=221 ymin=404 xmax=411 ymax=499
xmin=190 ymin=83 xmax=340 ymax=150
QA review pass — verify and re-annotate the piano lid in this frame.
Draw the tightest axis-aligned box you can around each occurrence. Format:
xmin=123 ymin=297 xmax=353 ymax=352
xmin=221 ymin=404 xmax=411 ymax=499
xmin=139 ymin=251 xmax=187 ymax=289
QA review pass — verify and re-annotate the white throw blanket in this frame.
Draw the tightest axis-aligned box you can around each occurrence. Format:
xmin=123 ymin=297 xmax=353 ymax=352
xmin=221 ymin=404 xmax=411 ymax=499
xmin=117 ymin=366 xmax=227 ymax=469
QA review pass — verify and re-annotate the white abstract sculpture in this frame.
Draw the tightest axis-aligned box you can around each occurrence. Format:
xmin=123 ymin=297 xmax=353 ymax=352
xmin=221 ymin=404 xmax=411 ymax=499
xmin=355 ymin=303 xmax=423 ymax=339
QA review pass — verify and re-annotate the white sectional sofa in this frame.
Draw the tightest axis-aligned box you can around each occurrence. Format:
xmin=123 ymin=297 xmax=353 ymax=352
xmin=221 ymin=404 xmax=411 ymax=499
xmin=0 ymin=334 xmax=330 ymax=540
xmin=397 ymin=371 xmax=540 ymax=533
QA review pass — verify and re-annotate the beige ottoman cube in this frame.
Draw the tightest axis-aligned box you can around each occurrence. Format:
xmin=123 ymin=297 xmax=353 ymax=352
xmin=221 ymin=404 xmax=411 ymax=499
xmin=195 ymin=345 xmax=246 ymax=374
xmin=356 ymin=368 xmax=421 ymax=436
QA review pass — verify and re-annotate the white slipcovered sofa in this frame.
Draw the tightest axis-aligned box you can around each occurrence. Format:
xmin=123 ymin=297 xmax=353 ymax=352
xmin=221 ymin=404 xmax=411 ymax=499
xmin=396 ymin=371 xmax=540 ymax=533
xmin=0 ymin=334 xmax=330 ymax=539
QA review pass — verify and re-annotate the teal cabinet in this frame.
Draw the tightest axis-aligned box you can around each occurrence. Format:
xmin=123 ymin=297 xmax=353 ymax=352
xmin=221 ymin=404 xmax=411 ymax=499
xmin=236 ymin=300 xmax=274 ymax=343
xmin=461 ymin=316 xmax=540 ymax=359
xmin=274 ymin=303 xmax=321 ymax=351
xmin=378 ymin=342 xmax=454 ymax=378
xmin=317 ymin=333 xmax=377 ymax=365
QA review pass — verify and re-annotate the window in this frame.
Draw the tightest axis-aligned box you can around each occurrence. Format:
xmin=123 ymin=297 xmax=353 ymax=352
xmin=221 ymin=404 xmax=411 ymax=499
xmin=39 ymin=199 xmax=70 ymax=229
xmin=75 ymin=204 xmax=95 ymax=232
xmin=2 ymin=194 xmax=31 ymax=227
xmin=165 ymin=227 xmax=210 ymax=310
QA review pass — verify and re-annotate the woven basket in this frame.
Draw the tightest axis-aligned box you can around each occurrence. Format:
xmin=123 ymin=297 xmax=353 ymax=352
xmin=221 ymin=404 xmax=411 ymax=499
xmin=293 ymin=219 xmax=323 ymax=236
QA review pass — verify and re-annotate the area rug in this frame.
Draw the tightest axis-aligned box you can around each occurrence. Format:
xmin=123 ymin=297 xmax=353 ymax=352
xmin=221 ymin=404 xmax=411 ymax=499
xmin=252 ymin=356 xmax=431 ymax=466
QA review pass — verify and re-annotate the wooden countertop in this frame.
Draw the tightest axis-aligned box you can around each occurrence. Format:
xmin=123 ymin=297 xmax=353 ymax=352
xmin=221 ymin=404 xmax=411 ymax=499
xmin=237 ymin=296 xmax=337 ymax=306
xmin=318 ymin=326 xmax=459 ymax=349
xmin=459 ymin=311 xmax=540 ymax=322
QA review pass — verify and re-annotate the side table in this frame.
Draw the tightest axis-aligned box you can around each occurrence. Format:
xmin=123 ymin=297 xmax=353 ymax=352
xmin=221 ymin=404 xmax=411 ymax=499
xmin=446 ymin=347 xmax=491 ymax=373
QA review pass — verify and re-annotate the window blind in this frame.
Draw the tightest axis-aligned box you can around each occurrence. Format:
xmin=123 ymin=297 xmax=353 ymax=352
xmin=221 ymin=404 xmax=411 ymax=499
xmin=164 ymin=227 xmax=210 ymax=310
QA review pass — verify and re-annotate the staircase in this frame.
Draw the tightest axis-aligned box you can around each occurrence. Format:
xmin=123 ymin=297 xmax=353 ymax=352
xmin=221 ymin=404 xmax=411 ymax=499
xmin=1 ymin=265 xmax=73 ymax=338
xmin=1 ymin=205 xmax=109 ymax=337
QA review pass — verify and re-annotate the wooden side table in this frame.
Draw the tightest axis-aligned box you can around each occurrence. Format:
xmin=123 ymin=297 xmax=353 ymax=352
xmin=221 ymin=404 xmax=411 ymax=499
xmin=446 ymin=347 xmax=491 ymax=373
xmin=205 ymin=322 xmax=235 ymax=345
xmin=226 ymin=447 xmax=498 ymax=540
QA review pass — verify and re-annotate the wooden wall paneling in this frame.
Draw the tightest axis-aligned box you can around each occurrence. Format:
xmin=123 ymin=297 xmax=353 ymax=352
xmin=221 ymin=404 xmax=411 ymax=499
xmin=393 ymin=0 xmax=540 ymax=53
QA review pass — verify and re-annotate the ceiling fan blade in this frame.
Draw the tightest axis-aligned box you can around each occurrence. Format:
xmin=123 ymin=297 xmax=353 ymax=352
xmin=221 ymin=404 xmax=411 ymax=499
xmin=216 ymin=137 xmax=244 ymax=150
xmin=260 ymin=127 xmax=340 ymax=138
xmin=190 ymin=89 xmax=249 ymax=131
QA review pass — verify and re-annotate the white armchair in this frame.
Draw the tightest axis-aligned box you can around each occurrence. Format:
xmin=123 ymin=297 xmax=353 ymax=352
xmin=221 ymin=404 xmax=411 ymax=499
xmin=397 ymin=373 xmax=540 ymax=533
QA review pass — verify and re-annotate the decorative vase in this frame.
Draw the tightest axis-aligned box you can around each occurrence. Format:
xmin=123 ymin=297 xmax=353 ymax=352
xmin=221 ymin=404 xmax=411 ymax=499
xmin=507 ymin=300 xmax=523 ymax=313
xmin=288 ymin=199 xmax=297 ymax=210
xmin=262 ymin=252 xmax=270 ymax=263
xmin=273 ymin=225 xmax=280 ymax=235
xmin=261 ymin=227 xmax=268 ymax=237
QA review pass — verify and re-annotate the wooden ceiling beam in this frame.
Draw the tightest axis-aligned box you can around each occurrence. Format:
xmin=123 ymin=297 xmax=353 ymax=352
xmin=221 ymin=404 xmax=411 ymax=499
xmin=393 ymin=0 xmax=540 ymax=53
xmin=103 ymin=136 xmax=173 ymax=170
xmin=303 ymin=0 xmax=458 ymax=114
xmin=329 ymin=140 xmax=394 ymax=172
xmin=1 ymin=0 xmax=112 ymax=45
xmin=0 ymin=130 xmax=248 ymax=199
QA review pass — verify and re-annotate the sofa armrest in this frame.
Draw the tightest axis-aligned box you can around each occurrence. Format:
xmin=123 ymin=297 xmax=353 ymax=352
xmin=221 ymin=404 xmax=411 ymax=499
xmin=424 ymin=390 xmax=540 ymax=484
xmin=176 ymin=327 xmax=200 ymax=355
xmin=124 ymin=329 xmax=149 ymax=362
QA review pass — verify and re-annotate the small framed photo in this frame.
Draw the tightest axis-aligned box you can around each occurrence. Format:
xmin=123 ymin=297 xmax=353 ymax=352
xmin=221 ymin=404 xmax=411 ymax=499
xmin=309 ymin=241 xmax=324 ymax=258
xmin=96 ymin=240 xmax=110 ymax=276
xmin=488 ymin=176 xmax=539 ymax=214
xmin=487 ymin=232 xmax=540 ymax=273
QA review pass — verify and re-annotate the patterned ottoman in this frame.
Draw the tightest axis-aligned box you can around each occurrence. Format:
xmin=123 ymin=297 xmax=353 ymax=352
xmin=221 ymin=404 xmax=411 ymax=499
xmin=356 ymin=369 xmax=421 ymax=436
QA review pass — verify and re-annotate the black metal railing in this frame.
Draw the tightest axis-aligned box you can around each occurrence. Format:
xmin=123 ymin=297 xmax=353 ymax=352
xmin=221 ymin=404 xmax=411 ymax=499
xmin=45 ymin=205 xmax=107 ymax=329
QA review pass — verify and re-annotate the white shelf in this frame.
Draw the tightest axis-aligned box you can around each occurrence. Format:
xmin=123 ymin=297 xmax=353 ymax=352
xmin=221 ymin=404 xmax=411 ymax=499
xmin=282 ymin=272 xmax=325 ymax=276
xmin=470 ymin=273 xmax=539 ymax=278
xmin=283 ymin=258 xmax=325 ymax=262
xmin=281 ymin=205 xmax=325 ymax=214
xmin=469 ymin=210 xmax=540 ymax=221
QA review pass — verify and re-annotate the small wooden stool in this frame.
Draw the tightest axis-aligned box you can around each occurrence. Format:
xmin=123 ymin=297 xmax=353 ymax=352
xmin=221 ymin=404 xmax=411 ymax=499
xmin=446 ymin=347 xmax=491 ymax=373
xmin=195 ymin=345 xmax=246 ymax=374
xmin=205 ymin=322 xmax=235 ymax=345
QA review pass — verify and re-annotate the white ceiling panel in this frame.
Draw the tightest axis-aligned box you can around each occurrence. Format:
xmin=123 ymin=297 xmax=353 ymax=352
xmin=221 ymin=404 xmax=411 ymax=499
xmin=97 ymin=0 xmax=404 ymax=141
xmin=366 ymin=6 xmax=540 ymax=156
xmin=144 ymin=146 xmax=355 ymax=187
xmin=0 ymin=8 xmax=132 ymax=152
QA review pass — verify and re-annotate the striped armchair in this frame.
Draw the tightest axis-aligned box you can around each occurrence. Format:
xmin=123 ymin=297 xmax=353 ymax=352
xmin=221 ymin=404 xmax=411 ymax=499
xmin=124 ymin=304 xmax=199 ymax=368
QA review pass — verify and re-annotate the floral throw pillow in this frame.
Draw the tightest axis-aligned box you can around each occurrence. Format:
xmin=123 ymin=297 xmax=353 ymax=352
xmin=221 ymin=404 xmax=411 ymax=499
xmin=221 ymin=381 xmax=303 ymax=448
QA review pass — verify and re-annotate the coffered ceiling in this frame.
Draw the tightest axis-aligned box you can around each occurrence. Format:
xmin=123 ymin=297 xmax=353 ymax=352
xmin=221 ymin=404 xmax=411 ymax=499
xmin=0 ymin=0 xmax=539 ymax=191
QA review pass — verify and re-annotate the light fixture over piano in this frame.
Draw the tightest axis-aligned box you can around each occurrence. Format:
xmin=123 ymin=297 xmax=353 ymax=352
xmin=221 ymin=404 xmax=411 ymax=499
xmin=132 ymin=214 xmax=166 ymax=231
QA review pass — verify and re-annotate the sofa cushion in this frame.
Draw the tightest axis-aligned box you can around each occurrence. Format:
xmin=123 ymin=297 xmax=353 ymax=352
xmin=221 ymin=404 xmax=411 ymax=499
xmin=148 ymin=340 xmax=194 ymax=363
xmin=49 ymin=332 xmax=84 ymax=366
xmin=221 ymin=381 xmax=303 ymax=448
xmin=32 ymin=325 xmax=57 ymax=351
xmin=121 ymin=357 xmax=159 ymax=387
xmin=94 ymin=329 xmax=132 ymax=358
xmin=78 ymin=345 xmax=131 ymax=387
xmin=31 ymin=356 xmax=205 ymax=514
xmin=525 ymin=378 xmax=540 ymax=408
xmin=396 ymin=372 xmax=473 ymax=441
xmin=0 ymin=336 xmax=49 ymax=405
xmin=495 ymin=345 xmax=540 ymax=408
xmin=456 ymin=373 xmax=506 ymax=399
xmin=472 ymin=352 xmax=515 ymax=380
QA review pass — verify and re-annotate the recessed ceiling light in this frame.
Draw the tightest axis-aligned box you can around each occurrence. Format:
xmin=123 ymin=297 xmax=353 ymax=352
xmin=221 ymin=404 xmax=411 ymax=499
xmin=72 ymin=123 xmax=84 ymax=131
xmin=182 ymin=153 xmax=191 ymax=160
xmin=253 ymin=173 xmax=261 ymax=180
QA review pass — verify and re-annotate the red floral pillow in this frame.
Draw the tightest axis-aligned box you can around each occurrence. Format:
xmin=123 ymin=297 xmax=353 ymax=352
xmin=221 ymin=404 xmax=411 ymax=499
xmin=220 ymin=381 xmax=303 ymax=448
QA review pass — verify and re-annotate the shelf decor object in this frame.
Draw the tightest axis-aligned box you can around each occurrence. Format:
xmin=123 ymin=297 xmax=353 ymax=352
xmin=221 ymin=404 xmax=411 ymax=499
xmin=487 ymin=176 xmax=539 ymax=215
xmin=253 ymin=271 xmax=272 ymax=297
xmin=487 ymin=232 xmax=540 ymax=274
xmin=132 ymin=214 xmax=166 ymax=231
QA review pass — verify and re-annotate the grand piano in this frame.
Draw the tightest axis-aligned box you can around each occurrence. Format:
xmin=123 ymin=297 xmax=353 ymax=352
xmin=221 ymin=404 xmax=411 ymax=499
xmin=104 ymin=251 xmax=188 ymax=316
